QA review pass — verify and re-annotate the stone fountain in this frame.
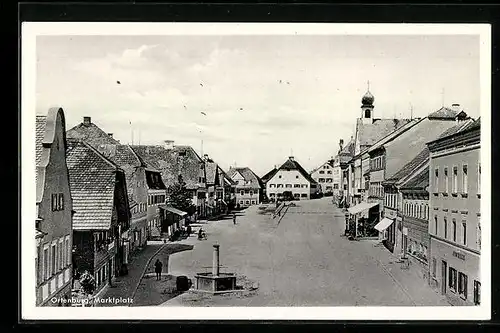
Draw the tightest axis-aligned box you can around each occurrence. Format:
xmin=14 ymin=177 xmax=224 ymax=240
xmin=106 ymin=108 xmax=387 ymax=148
xmin=194 ymin=244 xmax=237 ymax=293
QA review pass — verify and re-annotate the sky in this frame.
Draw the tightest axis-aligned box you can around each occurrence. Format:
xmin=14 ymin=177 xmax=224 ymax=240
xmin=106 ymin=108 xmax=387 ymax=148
xmin=36 ymin=34 xmax=480 ymax=176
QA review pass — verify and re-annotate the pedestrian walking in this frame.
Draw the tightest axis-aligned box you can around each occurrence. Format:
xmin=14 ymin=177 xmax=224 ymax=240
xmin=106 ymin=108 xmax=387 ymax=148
xmin=233 ymin=213 xmax=236 ymax=225
xmin=154 ymin=259 xmax=163 ymax=281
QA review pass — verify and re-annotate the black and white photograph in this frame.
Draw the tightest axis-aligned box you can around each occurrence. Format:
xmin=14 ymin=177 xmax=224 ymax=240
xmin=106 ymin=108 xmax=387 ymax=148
xmin=21 ymin=23 xmax=491 ymax=320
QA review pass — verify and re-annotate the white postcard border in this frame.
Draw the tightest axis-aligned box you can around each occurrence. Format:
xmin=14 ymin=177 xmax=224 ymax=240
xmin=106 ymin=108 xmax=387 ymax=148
xmin=21 ymin=22 xmax=491 ymax=321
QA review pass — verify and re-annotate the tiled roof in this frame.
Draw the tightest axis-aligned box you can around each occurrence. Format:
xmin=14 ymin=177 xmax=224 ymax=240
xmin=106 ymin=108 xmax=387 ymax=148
xmin=340 ymin=138 xmax=355 ymax=155
xmin=94 ymin=144 xmax=147 ymax=198
xmin=400 ymin=166 xmax=429 ymax=191
xmin=218 ymin=166 xmax=236 ymax=186
xmin=261 ymin=168 xmax=278 ymax=183
xmin=357 ymin=118 xmax=412 ymax=147
xmin=205 ymin=161 xmax=218 ymax=185
xmin=131 ymin=145 xmax=204 ymax=190
xmin=428 ymin=106 xmax=468 ymax=120
xmin=67 ymin=121 xmax=120 ymax=147
xmin=385 ymin=147 xmax=429 ymax=184
xmin=35 ymin=116 xmax=47 ymax=167
xmin=66 ymin=139 xmax=119 ymax=230
xmin=228 ymin=167 xmax=262 ymax=188
xmin=35 ymin=116 xmax=48 ymax=197
xmin=384 ymin=118 xmax=462 ymax=179
xmin=277 ymin=158 xmax=318 ymax=184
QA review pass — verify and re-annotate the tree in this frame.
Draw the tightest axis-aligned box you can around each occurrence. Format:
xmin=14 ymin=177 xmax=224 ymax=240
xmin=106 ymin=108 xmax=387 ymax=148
xmin=166 ymin=175 xmax=196 ymax=215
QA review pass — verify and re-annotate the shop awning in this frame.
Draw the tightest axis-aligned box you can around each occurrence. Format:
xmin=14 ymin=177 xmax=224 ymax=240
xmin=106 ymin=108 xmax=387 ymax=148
xmin=374 ymin=218 xmax=394 ymax=232
xmin=347 ymin=202 xmax=379 ymax=215
xmin=159 ymin=205 xmax=187 ymax=217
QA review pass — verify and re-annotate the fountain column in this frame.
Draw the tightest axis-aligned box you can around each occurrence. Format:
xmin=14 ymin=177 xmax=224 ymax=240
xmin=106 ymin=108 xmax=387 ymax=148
xmin=212 ymin=244 xmax=220 ymax=277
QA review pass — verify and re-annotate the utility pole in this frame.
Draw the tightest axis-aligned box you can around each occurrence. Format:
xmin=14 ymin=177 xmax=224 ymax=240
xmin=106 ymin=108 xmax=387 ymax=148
xmin=410 ymin=103 xmax=413 ymax=120
xmin=441 ymin=88 xmax=445 ymax=107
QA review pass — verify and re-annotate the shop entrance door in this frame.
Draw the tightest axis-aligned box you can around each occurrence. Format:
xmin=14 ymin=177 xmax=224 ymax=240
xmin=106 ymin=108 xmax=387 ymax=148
xmin=441 ymin=260 xmax=447 ymax=295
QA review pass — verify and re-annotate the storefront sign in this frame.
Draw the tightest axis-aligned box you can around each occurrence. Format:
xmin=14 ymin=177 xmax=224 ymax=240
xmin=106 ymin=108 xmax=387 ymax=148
xmin=453 ymin=251 xmax=466 ymax=261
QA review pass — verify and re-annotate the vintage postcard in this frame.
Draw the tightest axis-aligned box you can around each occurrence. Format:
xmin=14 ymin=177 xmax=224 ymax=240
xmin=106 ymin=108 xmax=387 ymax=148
xmin=21 ymin=22 xmax=491 ymax=320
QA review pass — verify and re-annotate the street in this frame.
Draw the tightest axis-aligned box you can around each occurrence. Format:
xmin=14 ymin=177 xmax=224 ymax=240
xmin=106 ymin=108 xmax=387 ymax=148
xmin=159 ymin=197 xmax=449 ymax=306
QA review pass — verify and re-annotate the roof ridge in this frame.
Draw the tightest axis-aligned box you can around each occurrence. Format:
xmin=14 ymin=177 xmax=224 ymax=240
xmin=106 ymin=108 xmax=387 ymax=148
xmin=81 ymin=140 xmax=121 ymax=171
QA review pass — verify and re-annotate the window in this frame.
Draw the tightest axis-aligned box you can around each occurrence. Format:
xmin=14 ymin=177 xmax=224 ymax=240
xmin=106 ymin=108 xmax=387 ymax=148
xmin=239 ymin=200 xmax=244 ymax=204
xmin=43 ymin=246 xmax=49 ymax=280
xmin=434 ymin=168 xmax=439 ymax=192
xmin=277 ymin=184 xmax=283 ymax=188
xmin=477 ymin=164 xmax=481 ymax=194
xmin=462 ymin=165 xmax=468 ymax=193
xmin=444 ymin=217 xmax=448 ymax=239
xmin=449 ymin=267 xmax=457 ymax=292
xmin=294 ymin=184 xmax=301 ymax=188
xmin=477 ymin=223 xmax=481 ymax=250
xmin=65 ymin=236 xmax=71 ymax=266
xmin=452 ymin=166 xmax=458 ymax=193
xmin=302 ymin=184 xmax=308 ymax=188
xmin=452 ymin=219 xmax=457 ymax=242
xmin=51 ymin=193 xmax=64 ymax=211
xmin=59 ymin=239 xmax=64 ymax=270
xmin=240 ymin=191 xmax=244 ymax=196
xmin=333 ymin=184 xmax=339 ymax=190
xmin=327 ymin=171 xmax=332 ymax=174
xmin=458 ymin=272 xmax=468 ymax=299
xmin=51 ymin=244 xmax=56 ymax=275
xmin=251 ymin=200 xmax=256 ymax=204
xmin=474 ymin=281 xmax=481 ymax=305
xmin=444 ymin=167 xmax=449 ymax=193
xmin=319 ymin=171 xmax=324 ymax=174
xmin=286 ymin=184 xmax=292 ymax=188
xmin=249 ymin=191 xmax=253 ymax=196
xmin=245 ymin=200 xmax=250 ymax=205
xmin=462 ymin=221 xmax=467 ymax=245
xmin=432 ymin=257 xmax=437 ymax=277
xmin=278 ymin=175 xmax=282 ymax=179
xmin=301 ymin=193 xmax=307 ymax=197
xmin=270 ymin=184 xmax=276 ymax=188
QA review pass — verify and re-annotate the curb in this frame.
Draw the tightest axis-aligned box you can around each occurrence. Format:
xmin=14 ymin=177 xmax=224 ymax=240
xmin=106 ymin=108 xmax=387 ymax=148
xmin=129 ymin=243 xmax=167 ymax=305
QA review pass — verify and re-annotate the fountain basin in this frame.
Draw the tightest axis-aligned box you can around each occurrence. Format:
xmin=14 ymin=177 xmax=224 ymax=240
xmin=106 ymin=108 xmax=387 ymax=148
xmin=194 ymin=272 xmax=237 ymax=293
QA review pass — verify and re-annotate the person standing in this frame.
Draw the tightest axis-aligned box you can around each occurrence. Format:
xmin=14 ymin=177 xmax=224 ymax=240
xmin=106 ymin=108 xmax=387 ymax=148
xmin=233 ymin=213 xmax=236 ymax=225
xmin=154 ymin=259 xmax=163 ymax=281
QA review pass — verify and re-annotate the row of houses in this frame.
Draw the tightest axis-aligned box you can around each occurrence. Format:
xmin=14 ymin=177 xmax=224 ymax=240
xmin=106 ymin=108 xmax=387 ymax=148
xmin=35 ymin=108 xmax=256 ymax=306
xmin=326 ymin=89 xmax=481 ymax=306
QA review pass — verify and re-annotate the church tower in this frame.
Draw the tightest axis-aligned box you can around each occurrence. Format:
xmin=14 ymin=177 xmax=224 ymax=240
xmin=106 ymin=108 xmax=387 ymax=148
xmin=361 ymin=81 xmax=375 ymax=124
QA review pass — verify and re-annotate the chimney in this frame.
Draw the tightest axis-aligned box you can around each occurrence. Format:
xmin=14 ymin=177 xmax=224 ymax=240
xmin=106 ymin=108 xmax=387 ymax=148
xmin=212 ymin=244 xmax=220 ymax=276
xmin=107 ymin=133 xmax=113 ymax=138
xmin=83 ymin=116 xmax=91 ymax=126
xmin=289 ymin=156 xmax=294 ymax=161
xmin=164 ymin=140 xmax=174 ymax=150
xmin=339 ymin=139 xmax=344 ymax=152
xmin=451 ymin=103 xmax=461 ymax=113
xmin=203 ymin=154 xmax=209 ymax=161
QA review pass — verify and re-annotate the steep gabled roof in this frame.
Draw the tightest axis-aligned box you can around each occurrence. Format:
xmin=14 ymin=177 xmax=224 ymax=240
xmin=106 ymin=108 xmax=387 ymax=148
xmin=277 ymin=158 xmax=317 ymax=184
xmin=66 ymin=139 xmax=120 ymax=230
xmin=36 ymin=108 xmax=69 ymax=204
xmin=131 ymin=144 xmax=204 ymax=190
xmin=428 ymin=106 xmax=469 ymax=120
xmin=382 ymin=118 xmax=465 ymax=178
xmin=261 ymin=168 xmax=279 ymax=184
xmin=357 ymin=118 xmax=413 ymax=147
xmin=217 ymin=166 xmax=236 ymax=186
xmin=228 ymin=167 xmax=262 ymax=188
xmin=400 ymin=166 xmax=430 ymax=192
xmin=384 ymin=147 xmax=429 ymax=185
xmin=67 ymin=119 xmax=120 ymax=147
